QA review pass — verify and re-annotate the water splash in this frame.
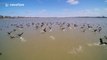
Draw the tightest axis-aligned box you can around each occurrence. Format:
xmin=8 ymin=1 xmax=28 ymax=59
xmin=87 ymin=42 xmax=101 ymax=47
xmin=20 ymin=37 xmax=26 ymax=42
xmin=49 ymin=35 xmax=55 ymax=40
xmin=68 ymin=45 xmax=83 ymax=55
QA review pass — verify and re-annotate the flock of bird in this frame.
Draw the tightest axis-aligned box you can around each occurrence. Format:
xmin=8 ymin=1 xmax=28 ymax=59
xmin=0 ymin=21 xmax=107 ymax=56
xmin=9 ymin=22 xmax=103 ymax=33
xmin=3 ymin=22 xmax=106 ymax=44
xmin=7 ymin=29 xmax=24 ymax=39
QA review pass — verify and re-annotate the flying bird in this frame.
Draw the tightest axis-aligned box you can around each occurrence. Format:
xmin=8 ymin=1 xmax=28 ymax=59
xmin=99 ymin=38 xmax=107 ymax=45
xmin=7 ymin=31 xmax=12 ymax=35
xmin=17 ymin=32 xmax=24 ymax=37
xmin=10 ymin=36 xmax=15 ymax=39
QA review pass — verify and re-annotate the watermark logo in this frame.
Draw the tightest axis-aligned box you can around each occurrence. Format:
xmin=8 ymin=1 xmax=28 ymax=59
xmin=0 ymin=3 xmax=24 ymax=7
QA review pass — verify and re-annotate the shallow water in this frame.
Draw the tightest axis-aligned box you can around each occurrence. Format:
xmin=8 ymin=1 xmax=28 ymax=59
xmin=0 ymin=17 xmax=107 ymax=60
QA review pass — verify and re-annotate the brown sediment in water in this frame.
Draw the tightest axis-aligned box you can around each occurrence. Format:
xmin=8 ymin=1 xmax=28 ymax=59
xmin=0 ymin=18 xmax=107 ymax=60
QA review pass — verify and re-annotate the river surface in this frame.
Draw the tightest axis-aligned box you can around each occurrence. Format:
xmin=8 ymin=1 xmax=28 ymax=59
xmin=0 ymin=17 xmax=107 ymax=60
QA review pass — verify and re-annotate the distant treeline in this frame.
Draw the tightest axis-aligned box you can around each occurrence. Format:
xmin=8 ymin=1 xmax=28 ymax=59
xmin=74 ymin=16 xmax=107 ymax=18
xmin=0 ymin=15 xmax=26 ymax=19
xmin=0 ymin=15 xmax=107 ymax=18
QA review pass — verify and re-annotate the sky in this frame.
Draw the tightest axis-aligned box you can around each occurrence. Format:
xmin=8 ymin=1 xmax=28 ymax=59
xmin=0 ymin=0 xmax=107 ymax=17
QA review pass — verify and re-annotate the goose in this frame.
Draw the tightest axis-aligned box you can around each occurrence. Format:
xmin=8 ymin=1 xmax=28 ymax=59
xmin=7 ymin=31 xmax=12 ymax=35
xmin=10 ymin=36 xmax=15 ymax=39
xmin=99 ymin=38 xmax=107 ymax=45
xmin=17 ymin=32 xmax=24 ymax=37
xmin=0 ymin=52 xmax=2 ymax=55
xmin=43 ymin=28 xmax=46 ymax=32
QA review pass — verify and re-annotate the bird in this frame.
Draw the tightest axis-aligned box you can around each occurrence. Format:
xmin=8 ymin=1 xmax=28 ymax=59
xmin=99 ymin=38 xmax=103 ymax=45
xmin=17 ymin=32 xmax=24 ymax=37
xmin=0 ymin=52 xmax=2 ymax=55
xmin=93 ymin=29 xmax=97 ymax=32
xmin=32 ymin=22 xmax=34 ymax=25
xmin=10 ymin=36 xmax=15 ymax=39
xmin=99 ymin=38 xmax=107 ymax=45
xmin=7 ymin=31 xmax=12 ymax=35
xmin=104 ymin=36 xmax=107 ymax=40
xmin=103 ymin=42 xmax=107 ymax=45
xmin=98 ymin=27 xmax=102 ymax=32
xmin=13 ymin=29 xmax=16 ymax=32
xmin=43 ymin=28 xmax=46 ymax=32
xmin=74 ymin=24 xmax=78 ymax=27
